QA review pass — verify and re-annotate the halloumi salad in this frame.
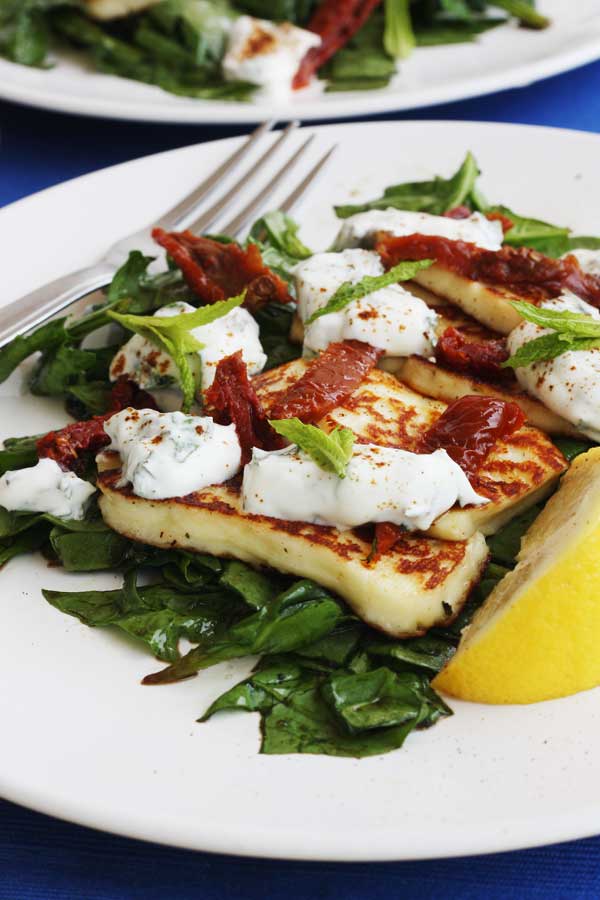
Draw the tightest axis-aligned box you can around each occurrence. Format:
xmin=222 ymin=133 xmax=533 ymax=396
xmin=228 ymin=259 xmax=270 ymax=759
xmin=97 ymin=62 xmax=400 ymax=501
xmin=0 ymin=1 xmax=550 ymax=102
xmin=3 ymin=151 xmax=600 ymax=757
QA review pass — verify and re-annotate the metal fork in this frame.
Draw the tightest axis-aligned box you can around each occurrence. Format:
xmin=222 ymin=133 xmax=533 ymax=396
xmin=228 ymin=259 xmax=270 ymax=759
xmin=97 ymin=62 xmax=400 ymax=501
xmin=0 ymin=121 xmax=335 ymax=350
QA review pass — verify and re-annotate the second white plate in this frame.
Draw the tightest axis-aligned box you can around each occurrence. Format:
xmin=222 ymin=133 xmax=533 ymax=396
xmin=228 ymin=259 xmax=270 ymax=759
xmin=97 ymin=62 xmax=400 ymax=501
xmin=0 ymin=1 xmax=599 ymax=122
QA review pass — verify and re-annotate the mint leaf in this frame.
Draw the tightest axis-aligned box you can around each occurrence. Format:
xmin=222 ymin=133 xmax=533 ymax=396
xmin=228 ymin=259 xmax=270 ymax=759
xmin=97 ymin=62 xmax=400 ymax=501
xmin=335 ymin=152 xmax=479 ymax=219
xmin=305 ymin=259 xmax=433 ymax=325
xmin=503 ymin=332 xmax=574 ymax=368
xmin=503 ymin=300 xmax=600 ymax=368
xmin=508 ymin=300 xmax=600 ymax=338
xmin=268 ymin=419 xmax=355 ymax=478
xmin=108 ymin=292 xmax=244 ymax=411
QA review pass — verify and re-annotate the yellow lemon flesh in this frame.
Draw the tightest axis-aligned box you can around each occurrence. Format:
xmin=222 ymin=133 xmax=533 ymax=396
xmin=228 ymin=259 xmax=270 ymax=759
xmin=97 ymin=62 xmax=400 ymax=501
xmin=434 ymin=447 xmax=600 ymax=705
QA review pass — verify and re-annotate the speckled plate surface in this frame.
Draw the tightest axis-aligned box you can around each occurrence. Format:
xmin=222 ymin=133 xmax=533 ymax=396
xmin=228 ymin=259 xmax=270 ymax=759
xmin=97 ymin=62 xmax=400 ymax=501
xmin=2 ymin=121 xmax=600 ymax=860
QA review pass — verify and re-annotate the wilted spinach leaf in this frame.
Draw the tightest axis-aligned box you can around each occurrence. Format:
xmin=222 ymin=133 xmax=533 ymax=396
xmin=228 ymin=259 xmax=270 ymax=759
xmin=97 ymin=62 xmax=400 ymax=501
xmin=335 ymin=151 xmax=479 ymax=218
xmin=201 ymin=657 xmax=451 ymax=757
xmin=43 ymin=582 xmax=245 ymax=662
xmin=143 ymin=579 xmax=345 ymax=684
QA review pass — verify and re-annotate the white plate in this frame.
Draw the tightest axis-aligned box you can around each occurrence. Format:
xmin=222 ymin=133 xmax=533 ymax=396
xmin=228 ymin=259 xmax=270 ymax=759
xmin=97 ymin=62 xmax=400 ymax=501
xmin=1 ymin=2 xmax=600 ymax=123
xmin=3 ymin=120 xmax=600 ymax=862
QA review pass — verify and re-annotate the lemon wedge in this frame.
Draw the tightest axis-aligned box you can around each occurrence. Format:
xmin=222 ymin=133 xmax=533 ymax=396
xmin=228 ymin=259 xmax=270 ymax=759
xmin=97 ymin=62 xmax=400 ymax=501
xmin=434 ymin=447 xmax=600 ymax=704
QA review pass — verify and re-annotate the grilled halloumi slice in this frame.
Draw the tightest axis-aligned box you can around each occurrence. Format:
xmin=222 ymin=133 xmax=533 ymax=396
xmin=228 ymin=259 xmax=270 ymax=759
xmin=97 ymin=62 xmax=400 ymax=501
xmin=293 ymin=290 xmax=577 ymax=437
xmin=85 ymin=0 xmax=159 ymax=20
xmin=398 ymin=356 xmax=582 ymax=438
xmin=409 ymin=265 xmax=529 ymax=334
xmin=98 ymin=460 xmax=488 ymax=638
xmin=299 ymin=363 xmax=566 ymax=540
xmin=98 ymin=360 xmax=564 ymax=634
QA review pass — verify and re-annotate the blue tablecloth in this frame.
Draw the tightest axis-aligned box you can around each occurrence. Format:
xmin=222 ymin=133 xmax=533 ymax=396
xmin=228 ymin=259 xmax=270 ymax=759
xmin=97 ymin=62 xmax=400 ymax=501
xmin=2 ymin=58 xmax=600 ymax=899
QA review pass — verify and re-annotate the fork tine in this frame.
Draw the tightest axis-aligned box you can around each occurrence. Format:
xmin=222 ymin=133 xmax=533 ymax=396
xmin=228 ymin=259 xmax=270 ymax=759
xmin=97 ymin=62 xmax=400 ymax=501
xmin=153 ymin=119 xmax=275 ymax=232
xmin=219 ymin=134 xmax=316 ymax=239
xmin=278 ymin=144 xmax=337 ymax=216
xmin=186 ymin=121 xmax=300 ymax=236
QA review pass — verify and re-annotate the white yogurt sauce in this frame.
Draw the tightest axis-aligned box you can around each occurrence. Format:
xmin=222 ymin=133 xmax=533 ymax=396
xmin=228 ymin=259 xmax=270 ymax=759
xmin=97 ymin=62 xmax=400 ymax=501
xmin=565 ymin=248 xmax=600 ymax=277
xmin=109 ymin=301 xmax=266 ymax=392
xmin=507 ymin=291 xmax=600 ymax=441
xmin=242 ymin=443 xmax=487 ymax=532
xmin=0 ymin=458 xmax=96 ymax=520
xmin=104 ymin=408 xmax=242 ymax=500
xmin=294 ymin=250 xmax=384 ymax=322
xmin=222 ymin=16 xmax=320 ymax=98
xmin=294 ymin=249 xmax=438 ymax=358
xmin=334 ymin=209 xmax=503 ymax=252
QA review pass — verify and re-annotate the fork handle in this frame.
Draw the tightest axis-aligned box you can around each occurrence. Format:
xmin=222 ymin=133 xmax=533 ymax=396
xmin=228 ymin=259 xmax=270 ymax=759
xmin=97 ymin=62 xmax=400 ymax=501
xmin=0 ymin=263 xmax=116 ymax=350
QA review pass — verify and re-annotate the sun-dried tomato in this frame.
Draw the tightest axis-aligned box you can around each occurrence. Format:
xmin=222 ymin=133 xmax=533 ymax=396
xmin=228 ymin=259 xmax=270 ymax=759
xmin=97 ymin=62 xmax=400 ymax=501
xmin=152 ymin=229 xmax=292 ymax=311
xmin=422 ymin=395 xmax=526 ymax=477
xmin=368 ymin=522 xmax=404 ymax=563
xmin=109 ymin=377 xmax=158 ymax=413
xmin=205 ymin=351 xmax=281 ymax=465
xmin=444 ymin=206 xmax=514 ymax=235
xmin=37 ymin=418 xmax=111 ymax=471
xmin=376 ymin=234 xmax=600 ymax=307
xmin=485 ymin=211 xmax=514 ymax=234
xmin=435 ymin=327 xmax=511 ymax=382
xmin=444 ymin=205 xmax=472 ymax=220
xmin=37 ymin=379 xmax=158 ymax=471
xmin=270 ymin=340 xmax=383 ymax=423
xmin=293 ymin=0 xmax=383 ymax=89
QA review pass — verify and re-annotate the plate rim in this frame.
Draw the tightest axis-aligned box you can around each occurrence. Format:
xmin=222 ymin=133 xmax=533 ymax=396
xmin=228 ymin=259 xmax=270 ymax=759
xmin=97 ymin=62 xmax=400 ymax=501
xmin=3 ymin=119 xmax=600 ymax=861
xmin=0 ymin=16 xmax=599 ymax=123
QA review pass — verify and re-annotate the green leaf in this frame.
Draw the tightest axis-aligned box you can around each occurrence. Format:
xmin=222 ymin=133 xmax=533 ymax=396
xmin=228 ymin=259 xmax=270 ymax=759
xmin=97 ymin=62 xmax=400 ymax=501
xmin=0 ymin=318 xmax=67 ymax=385
xmin=268 ymin=419 xmax=355 ymax=478
xmin=234 ymin=0 xmax=316 ymax=23
xmin=296 ymin=622 xmax=363 ymax=667
xmin=487 ymin=204 xmax=570 ymax=249
xmin=143 ymin=579 xmax=345 ymax=684
xmin=249 ymin=211 xmax=312 ymax=262
xmin=50 ymin=7 xmax=255 ymax=102
xmin=149 ymin=0 xmax=237 ymax=66
xmin=552 ymin=437 xmax=594 ymax=463
xmin=219 ymin=560 xmax=278 ymax=609
xmin=322 ymin=667 xmax=450 ymax=734
xmin=322 ymin=10 xmax=396 ymax=93
xmin=253 ymin=303 xmax=301 ymax=370
xmin=502 ymin=332 xmax=576 ymax=368
xmin=108 ymin=292 xmax=244 ymax=410
xmin=366 ymin=635 xmax=456 ymax=674
xmin=384 ymin=0 xmax=416 ymax=59
xmin=486 ymin=504 xmax=542 ymax=567
xmin=509 ymin=301 xmax=600 ymax=337
xmin=201 ymin=658 xmax=451 ymax=757
xmin=0 ymin=504 xmax=124 ymax=571
xmin=335 ymin=151 xmax=480 ymax=219
xmin=0 ymin=434 xmax=39 ymax=476
xmin=305 ymin=258 xmax=434 ymax=324
xmin=107 ymin=250 xmax=155 ymax=303
xmin=503 ymin=300 xmax=600 ymax=368
xmin=0 ymin=523 xmax=49 ymax=568
xmin=49 ymin=526 xmax=130 ymax=571
xmin=65 ymin=381 xmax=113 ymax=418
xmin=491 ymin=0 xmax=549 ymax=28
xmin=43 ymin=582 xmax=244 ymax=662
xmin=29 ymin=343 xmax=116 ymax=397
xmin=415 ymin=17 xmax=504 ymax=45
